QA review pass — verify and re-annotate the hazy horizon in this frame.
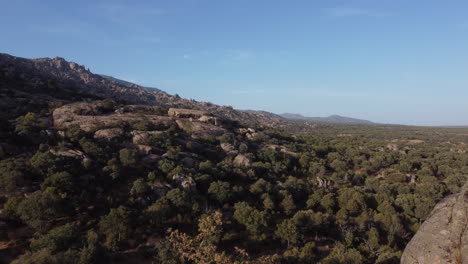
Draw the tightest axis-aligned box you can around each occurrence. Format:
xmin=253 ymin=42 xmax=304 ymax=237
xmin=1 ymin=0 xmax=467 ymax=126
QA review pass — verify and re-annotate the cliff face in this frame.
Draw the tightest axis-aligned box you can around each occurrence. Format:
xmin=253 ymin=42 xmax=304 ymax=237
xmin=401 ymin=182 xmax=468 ymax=264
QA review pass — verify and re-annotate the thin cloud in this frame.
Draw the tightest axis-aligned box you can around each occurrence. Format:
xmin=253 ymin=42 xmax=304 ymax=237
xmin=323 ymin=7 xmax=389 ymax=18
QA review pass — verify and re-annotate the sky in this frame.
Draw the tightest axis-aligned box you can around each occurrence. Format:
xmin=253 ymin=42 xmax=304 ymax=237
xmin=1 ymin=0 xmax=468 ymax=126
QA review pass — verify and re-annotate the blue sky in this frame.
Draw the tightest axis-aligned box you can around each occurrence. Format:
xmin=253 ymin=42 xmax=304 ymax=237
xmin=1 ymin=0 xmax=468 ymax=125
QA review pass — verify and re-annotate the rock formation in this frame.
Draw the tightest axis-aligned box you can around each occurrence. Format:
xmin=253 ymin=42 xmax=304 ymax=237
xmin=0 ymin=53 xmax=288 ymax=127
xmin=168 ymin=108 xmax=208 ymax=119
xmin=94 ymin=128 xmax=124 ymax=140
xmin=233 ymin=154 xmax=252 ymax=167
xmin=401 ymin=182 xmax=468 ymax=264
xmin=53 ymin=102 xmax=174 ymax=132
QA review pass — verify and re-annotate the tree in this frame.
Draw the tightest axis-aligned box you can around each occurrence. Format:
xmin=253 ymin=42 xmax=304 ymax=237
xmin=31 ymin=150 xmax=81 ymax=177
xmin=1 ymin=196 xmax=22 ymax=220
xmin=154 ymin=240 xmax=185 ymax=264
xmin=306 ymin=189 xmax=325 ymax=209
xmin=208 ymin=181 xmax=232 ymax=204
xmin=78 ymin=230 xmax=102 ymax=264
xmin=119 ymin=148 xmax=139 ymax=167
xmin=276 ymin=218 xmax=299 ymax=247
xmin=292 ymin=210 xmax=326 ymax=238
xmin=0 ymin=159 xmax=29 ymax=195
xmin=16 ymin=191 xmax=66 ymax=230
xmin=30 ymin=224 xmax=79 ymax=253
xmin=395 ymin=193 xmax=435 ymax=222
xmin=262 ymin=194 xmax=275 ymax=210
xmin=375 ymin=202 xmax=404 ymax=240
xmin=280 ymin=193 xmax=296 ymax=216
xmin=167 ymin=211 xmax=240 ymax=263
xmin=41 ymin=171 xmax=74 ymax=195
xmin=146 ymin=197 xmax=173 ymax=227
xmin=11 ymin=249 xmax=79 ymax=264
xmin=323 ymin=243 xmax=364 ymax=264
xmin=99 ymin=206 xmax=132 ymax=250
xmin=233 ymin=202 xmax=267 ymax=236
xmin=159 ymin=159 xmax=176 ymax=174
xmin=249 ymin=178 xmax=272 ymax=194
xmin=133 ymin=119 xmax=155 ymax=131
xmin=320 ymin=193 xmax=336 ymax=214
xmin=166 ymin=189 xmax=191 ymax=209
xmin=65 ymin=125 xmax=85 ymax=143
xmin=337 ymin=188 xmax=366 ymax=216
xmin=446 ymin=173 xmax=468 ymax=193
xmin=14 ymin=112 xmax=46 ymax=140
xmin=239 ymin=143 xmax=248 ymax=154
xmin=131 ymin=178 xmax=149 ymax=195
xmin=367 ymin=227 xmax=380 ymax=251
xmin=79 ymin=138 xmax=106 ymax=159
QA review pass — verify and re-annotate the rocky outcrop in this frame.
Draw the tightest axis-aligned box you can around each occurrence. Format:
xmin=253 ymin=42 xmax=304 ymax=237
xmin=49 ymin=146 xmax=87 ymax=159
xmin=134 ymin=145 xmax=153 ymax=155
xmin=53 ymin=102 xmax=174 ymax=132
xmin=233 ymin=154 xmax=252 ymax=167
xmin=401 ymin=182 xmax=468 ymax=264
xmin=267 ymin=144 xmax=298 ymax=157
xmin=94 ymin=128 xmax=124 ymax=140
xmin=198 ymin=115 xmax=218 ymax=125
xmin=220 ymin=143 xmax=238 ymax=156
xmin=131 ymin=130 xmax=162 ymax=145
xmin=175 ymin=119 xmax=226 ymax=139
xmin=172 ymin=174 xmax=197 ymax=192
xmin=168 ymin=108 xmax=208 ymax=119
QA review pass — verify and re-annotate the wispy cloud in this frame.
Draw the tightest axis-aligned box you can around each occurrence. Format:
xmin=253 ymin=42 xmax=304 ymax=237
xmin=323 ymin=7 xmax=389 ymax=18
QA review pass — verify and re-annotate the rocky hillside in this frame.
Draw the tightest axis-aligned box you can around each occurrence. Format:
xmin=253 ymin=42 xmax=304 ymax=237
xmin=0 ymin=53 xmax=286 ymax=127
xmin=1 ymin=64 xmax=468 ymax=262
xmin=401 ymin=182 xmax=468 ymax=264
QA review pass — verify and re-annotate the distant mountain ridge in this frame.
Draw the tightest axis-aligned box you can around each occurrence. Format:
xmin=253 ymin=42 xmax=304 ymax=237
xmin=281 ymin=113 xmax=374 ymax=124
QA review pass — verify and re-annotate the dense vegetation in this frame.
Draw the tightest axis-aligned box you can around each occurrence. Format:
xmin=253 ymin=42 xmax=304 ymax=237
xmin=0 ymin=101 xmax=467 ymax=264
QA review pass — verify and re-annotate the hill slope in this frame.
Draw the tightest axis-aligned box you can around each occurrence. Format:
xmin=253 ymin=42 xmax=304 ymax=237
xmin=0 ymin=53 xmax=285 ymax=127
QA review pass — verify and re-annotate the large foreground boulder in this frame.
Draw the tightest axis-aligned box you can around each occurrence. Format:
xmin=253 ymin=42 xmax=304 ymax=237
xmin=401 ymin=182 xmax=468 ymax=264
